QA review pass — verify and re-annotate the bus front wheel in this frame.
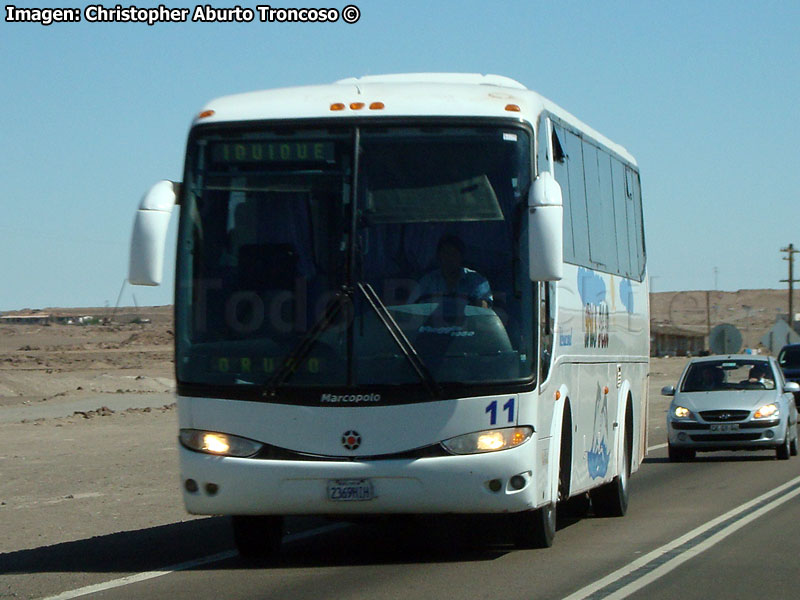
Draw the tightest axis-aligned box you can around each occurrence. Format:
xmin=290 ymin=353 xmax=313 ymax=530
xmin=512 ymin=503 xmax=556 ymax=549
xmin=232 ymin=515 xmax=283 ymax=560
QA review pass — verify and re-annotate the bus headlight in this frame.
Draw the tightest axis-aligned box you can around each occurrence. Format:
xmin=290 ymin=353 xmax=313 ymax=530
xmin=179 ymin=429 xmax=263 ymax=458
xmin=441 ymin=426 xmax=533 ymax=455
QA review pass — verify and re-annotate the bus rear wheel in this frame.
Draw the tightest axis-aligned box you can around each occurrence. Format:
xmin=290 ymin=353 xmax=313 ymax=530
xmin=591 ymin=422 xmax=631 ymax=518
xmin=232 ymin=515 xmax=283 ymax=561
xmin=512 ymin=503 xmax=556 ymax=549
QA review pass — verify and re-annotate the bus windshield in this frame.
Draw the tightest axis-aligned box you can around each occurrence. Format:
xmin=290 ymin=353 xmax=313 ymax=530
xmin=176 ymin=124 xmax=534 ymax=395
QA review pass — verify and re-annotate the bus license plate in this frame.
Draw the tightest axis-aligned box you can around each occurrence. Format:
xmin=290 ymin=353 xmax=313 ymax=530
xmin=710 ymin=423 xmax=739 ymax=432
xmin=327 ymin=479 xmax=374 ymax=501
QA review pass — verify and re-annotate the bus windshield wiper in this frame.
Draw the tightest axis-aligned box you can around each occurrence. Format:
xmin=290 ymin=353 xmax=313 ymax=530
xmin=264 ymin=289 xmax=350 ymax=395
xmin=357 ymin=282 xmax=441 ymax=400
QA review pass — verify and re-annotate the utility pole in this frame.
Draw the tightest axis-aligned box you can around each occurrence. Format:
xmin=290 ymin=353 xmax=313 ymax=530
xmin=780 ymin=244 xmax=799 ymax=326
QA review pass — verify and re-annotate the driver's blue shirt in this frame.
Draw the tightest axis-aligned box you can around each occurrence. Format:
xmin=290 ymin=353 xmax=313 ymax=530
xmin=408 ymin=267 xmax=493 ymax=305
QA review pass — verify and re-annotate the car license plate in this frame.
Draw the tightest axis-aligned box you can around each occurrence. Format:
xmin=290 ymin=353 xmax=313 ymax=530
xmin=710 ymin=423 xmax=739 ymax=432
xmin=327 ymin=479 xmax=374 ymax=501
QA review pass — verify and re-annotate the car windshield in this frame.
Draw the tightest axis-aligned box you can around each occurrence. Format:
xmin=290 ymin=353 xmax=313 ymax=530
xmin=174 ymin=123 xmax=535 ymax=394
xmin=681 ymin=360 xmax=776 ymax=392
xmin=778 ymin=347 xmax=800 ymax=369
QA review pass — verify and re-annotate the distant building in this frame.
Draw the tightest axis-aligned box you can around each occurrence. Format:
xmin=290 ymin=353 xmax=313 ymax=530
xmin=651 ymin=324 xmax=706 ymax=357
xmin=0 ymin=314 xmax=52 ymax=325
xmin=0 ymin=313 xmax=103 ymax=326
xmin=761 ymin=318 xmax=800 ymax=354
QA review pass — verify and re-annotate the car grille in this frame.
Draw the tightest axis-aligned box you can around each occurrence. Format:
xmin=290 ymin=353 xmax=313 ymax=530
xmin=699 ymin=410 xmax=750 ymax=422
xmin=671 ymin=422 xmax=707 ymax=430
xmin=690 ymin=433 xmax=762 ymax=442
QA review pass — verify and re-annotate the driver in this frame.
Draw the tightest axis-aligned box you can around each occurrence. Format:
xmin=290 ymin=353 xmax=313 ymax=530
xmin=747 ymin=364 xmax=773 ymax=387
xmin=408 ymin=234 xmax=493 ymax=308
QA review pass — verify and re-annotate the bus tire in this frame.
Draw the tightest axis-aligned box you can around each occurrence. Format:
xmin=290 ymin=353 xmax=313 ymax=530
xmin=591 ymin=408 xmax=631 ymax=518
xmin=232 ymin=515 xmax=283 ymax=561
xmin=513 ymin=503 xmax=556 ymax=549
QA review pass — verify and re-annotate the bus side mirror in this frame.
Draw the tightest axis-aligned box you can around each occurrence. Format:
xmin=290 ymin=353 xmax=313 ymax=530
xmin=528 ymin=171 xmax=563 ymax=281
xmin=129 ymin=180 xmax=178 ymax=286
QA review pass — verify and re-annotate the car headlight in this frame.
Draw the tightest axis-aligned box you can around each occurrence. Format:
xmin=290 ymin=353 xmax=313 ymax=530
xmin=441 ymin=426 xmax=533 ymax=455
xmin=753 ymin=404 xmax=779 ymax=419
xmin=673 ymin=406 xmax=693 ymax=419
xmin=179 ymin=429 xmax=263 ymax=457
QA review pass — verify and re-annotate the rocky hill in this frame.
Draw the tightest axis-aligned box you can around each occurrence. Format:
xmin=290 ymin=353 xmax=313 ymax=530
xmin=651 ymin=289 xmax=795 ymax=349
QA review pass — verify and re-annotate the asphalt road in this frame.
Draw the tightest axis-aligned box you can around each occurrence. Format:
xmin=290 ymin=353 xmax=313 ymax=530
xmin=5 ymin=402 xmax=800 ymax=600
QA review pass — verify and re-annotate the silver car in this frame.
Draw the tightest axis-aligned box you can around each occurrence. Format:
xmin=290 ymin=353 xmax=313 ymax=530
xmin=662 ymin=355 xmax=800 ymax=461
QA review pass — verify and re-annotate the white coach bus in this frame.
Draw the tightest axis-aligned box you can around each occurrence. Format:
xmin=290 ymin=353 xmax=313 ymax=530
xmin=129 ymin=73 xmax=648 ymax=556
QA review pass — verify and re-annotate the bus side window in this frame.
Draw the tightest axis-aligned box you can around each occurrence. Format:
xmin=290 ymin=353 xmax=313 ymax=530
xmin=625 ymin=167 xmax=645 ymax=281
xmin=551 ymin=124 xmax=574 ymax=263
xmin=552 ymin=128 xmax=566 ymax=163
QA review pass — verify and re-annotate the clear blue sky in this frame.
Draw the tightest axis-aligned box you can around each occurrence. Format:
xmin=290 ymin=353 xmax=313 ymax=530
xmin=2 ymin=0 xmax=799 ymax=310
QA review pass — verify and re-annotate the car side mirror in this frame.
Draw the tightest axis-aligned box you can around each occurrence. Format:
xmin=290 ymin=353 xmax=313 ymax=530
xmin=528 ymin=171 xmax=563 ymax=281
xmin=661 ymin=385 xmax=676 ymax=396
xmin=785 ymin=381 xmax=800 ymax=393
xmin=129 ymin=180 xmax=179 ymax=286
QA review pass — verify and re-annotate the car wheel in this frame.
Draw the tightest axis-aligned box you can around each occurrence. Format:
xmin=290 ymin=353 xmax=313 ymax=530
xmin=232 ymin=515 xmax=283 ymax=561
xmin=668 ymin=443 xmax=695 ymax=462
xmin=776 ymin=436 xmax=791 ymax=461
xmin=513 ymin=503 xmax=556 ymax=549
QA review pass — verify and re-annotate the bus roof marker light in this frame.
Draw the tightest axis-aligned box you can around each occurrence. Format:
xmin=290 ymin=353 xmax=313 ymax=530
xmin=350 ymin=102 xmax=365 ymax=110
xmin=330 ymin=103 xmax=346 ymax=111
xmin=504 ymin=104 xmax=521 ymax=112
xmin=369 ymin=102 xmax=385 ymax=110
xmin=197 ymin=109 xmax=215 ymax=119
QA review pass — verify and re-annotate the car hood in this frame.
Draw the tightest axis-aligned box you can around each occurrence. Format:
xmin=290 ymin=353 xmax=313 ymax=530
xmin=674 ymin=390 xmax=777 ymax=412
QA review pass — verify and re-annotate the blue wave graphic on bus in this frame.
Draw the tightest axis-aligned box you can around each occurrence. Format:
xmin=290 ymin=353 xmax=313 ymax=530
xmin=619 ymin=279 xmax=634 ymax=314
xmin=588 ymin=440 xmax=610 ymax=479
xmin=588 ymin=383 xmax=610 ymax=479
xmin=578 ymin=268 xmax=606 ymax=305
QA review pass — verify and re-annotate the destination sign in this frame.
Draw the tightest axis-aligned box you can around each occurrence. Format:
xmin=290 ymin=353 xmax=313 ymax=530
xmin=210 ymin=141 xmax=335 ymax=164
xmin=210 ymin=356 xmax=324 ymax=374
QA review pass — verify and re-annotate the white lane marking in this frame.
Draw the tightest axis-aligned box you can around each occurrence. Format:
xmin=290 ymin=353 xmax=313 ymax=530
xmin=39 ymin=523 xmax=348 ymax=600
xmin=40 ymin=551 xmax=238 ymax=600
xmin=562 ymin=474 xmax=800 ymax=600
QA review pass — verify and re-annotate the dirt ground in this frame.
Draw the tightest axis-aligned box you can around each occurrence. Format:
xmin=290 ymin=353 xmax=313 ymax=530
xmin=0 ymin=291 xmax=780 ymax=573
xmin=0 ymin=306 xmax=174 ymax=409
xmin=0 ymin=307 xmax=184 ymax=565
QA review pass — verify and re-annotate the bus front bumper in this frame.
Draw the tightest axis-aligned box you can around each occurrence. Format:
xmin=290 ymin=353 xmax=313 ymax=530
xmin=179 ymin=443 xmax=542 ymax=516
